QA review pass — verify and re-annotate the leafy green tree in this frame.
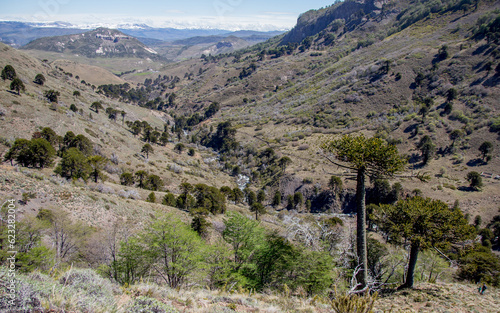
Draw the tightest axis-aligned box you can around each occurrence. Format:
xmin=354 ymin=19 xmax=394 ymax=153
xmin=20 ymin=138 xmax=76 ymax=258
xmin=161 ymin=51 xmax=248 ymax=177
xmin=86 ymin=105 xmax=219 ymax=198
xmin=376 ymin=196 xmax=474 ymax=288
xmin=286 ymin=194 xmax=294 ymax=210
xmin=295 ymin=250 xmax=333 ymax=295
xmin=278 ymin=156 xmax=292 ymax=172
xmin=252 ymin=232 xmax=299 ymax=289
xmin=0 ymin=215 xmax=53 ymax=273
xmin=73 ymin=90 xmax=80 ymax=97
xmin=328 ymin=175 xmax=343 ymax=197
xmin=272 ymin=190 xmax=281 ymax=207
xmin=204 ymin=101 xmax=220 ymax=119
xmin=232 ymin=187 xmax=244 ymax=204
xmin=204 ymin=239 xmax=233 ymax=289
xmin=3 ymin=138 xmax=30 ymax=165
xmin=146 ymin=192 xmax=156 ymax=203
xmin=442 ymin=102 xmax=453 ymax=115
xmin=446 ymin=88 xmax=458 ymax=102
xmin=162 ymin=192 xmax=177 ymax=207
xmin=457 ymin=244 xmax=500 ymax=286
xmin=466 ymin=171 xmax=483 ymax=191
xmin=322 ymin=134 xmax=406 ymax=289
xmin=54 ymin=147 xmax=90 ymax=180
xmin=176 ymin=193 xmax=196 ymax=211
xmin=293 ymin=192 xmax=303 ymax=210
xmin=191 ymin=213 xmax=209 ymax=238
xmin=250 ymin=202 xmax=266 ymax=220
xmin=144 ymin=213 xmax=204 ymax=288
xmin=1 ymin=65 xmax=16 ymax=80
xmin=90 ymin=101 xmax=104 ymax=113
xmin=220 ymin=186 xmax=233 ymax=199
xmin=222 ymin=211 xmax=264 ymax=268
xmin=247 ymin=190 xmax=257 ymax=206
xmin=120 ymin=172 xmax=135 ymax=186
xmin=72 ymin=134 xmax=93 ymax=156
xmin=257 ymin=190 xmax=266 ymax=204
xmin=478 ymin=141 xmax=493 ymax=162
xmin=113 ymin=237 xmax=150 ymax=285
xmin=159 ymin=132 xmax=169 ymax=146
xmin=87 ymin=155 xmax=108 ymax=183
xmin=174 ymin=143 xmax=185 ymax=154
xmin=305 ymin=199 xmax=312 ymax=211
xmin=106 ymin=107 xmax=119 ymax=121
xmin=141 ymin=143 xmax=154 ymax=159
xmin=417 ymin=135 xmax=435 ymax=165
xmin=10 ymin=77 xmax=25 ymax=95
xmin=40 ymin=127 xmax=58 ymax=146
xmin=44 ymin=90 xmax=60 ymax=103
xmin=438 ymin=44 xmax=449 ymax=60
xmin=135 ymin=170 xmax=148 ymax=189
xmin=418 ymin=97 xmax=434 ymax=123
xmin=17 ymin=138 xmax=56 ymax=168
xmin=146 ymin=174 xmax=163 ymax=191
xmin=449 ymin=129 xmax=464 ymax=147
xmin=34 ymin=73 xmax=46 ymax=85
xmin=69 ymin=104 xmax=78 ymax=112
xmin=180 ymin=182 xmax=193 ymax=195
xmin=207 ymin=121 xmax=238 ymax=153
xmin=194 ymin=183 xmax=226 ymax=214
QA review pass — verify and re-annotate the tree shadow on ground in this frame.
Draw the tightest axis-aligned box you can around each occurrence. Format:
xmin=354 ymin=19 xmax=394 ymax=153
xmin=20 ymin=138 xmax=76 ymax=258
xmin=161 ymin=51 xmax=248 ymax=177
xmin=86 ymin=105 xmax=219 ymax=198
xmin=458 ymin=186 xmax=475 ymax=192
xmin=466 ymin=158 xmax=484 ymax=167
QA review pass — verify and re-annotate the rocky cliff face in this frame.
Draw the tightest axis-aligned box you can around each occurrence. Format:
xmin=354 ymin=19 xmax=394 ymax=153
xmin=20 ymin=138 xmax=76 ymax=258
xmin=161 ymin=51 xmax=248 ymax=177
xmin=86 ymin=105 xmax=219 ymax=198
xmin=281 ymin=0 xmax=387 ymax=44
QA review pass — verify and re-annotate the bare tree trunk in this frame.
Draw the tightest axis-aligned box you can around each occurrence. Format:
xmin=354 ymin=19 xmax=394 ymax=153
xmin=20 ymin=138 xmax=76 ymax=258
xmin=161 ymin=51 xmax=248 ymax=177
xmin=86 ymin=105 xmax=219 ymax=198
xmin=401 ymin=242 xmax=419 ymax=289
xmin=355 ymin=167 xmax=368 ymax=290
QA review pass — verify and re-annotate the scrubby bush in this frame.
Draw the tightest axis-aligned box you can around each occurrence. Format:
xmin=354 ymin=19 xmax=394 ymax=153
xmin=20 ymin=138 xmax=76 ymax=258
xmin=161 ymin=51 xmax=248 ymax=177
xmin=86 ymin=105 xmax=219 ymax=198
xmin=127 ymin=296 xmax=178 ymax=313
xmin=466 ymin=171 xmax=483 ymax=190
xmin=58 ymin=269 xmax=118 ymax=311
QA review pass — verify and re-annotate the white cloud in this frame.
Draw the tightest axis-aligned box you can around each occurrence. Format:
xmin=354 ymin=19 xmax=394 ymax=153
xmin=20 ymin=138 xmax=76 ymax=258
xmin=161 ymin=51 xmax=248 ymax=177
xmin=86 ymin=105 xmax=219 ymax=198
xmin=0 ymin=13 xmax=294 ymax=31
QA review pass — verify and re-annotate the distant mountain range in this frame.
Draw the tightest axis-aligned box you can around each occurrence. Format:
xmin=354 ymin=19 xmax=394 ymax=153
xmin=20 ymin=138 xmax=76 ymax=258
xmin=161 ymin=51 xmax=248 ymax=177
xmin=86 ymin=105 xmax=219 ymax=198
xmin=0 ymin=21 xmax=285 ymax=48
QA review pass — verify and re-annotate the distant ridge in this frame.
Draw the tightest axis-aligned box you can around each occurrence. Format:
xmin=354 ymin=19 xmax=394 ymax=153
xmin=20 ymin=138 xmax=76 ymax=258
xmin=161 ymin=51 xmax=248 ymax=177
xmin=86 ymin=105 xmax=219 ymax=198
xmin=22 ymin=27 xmax=161 ymax=59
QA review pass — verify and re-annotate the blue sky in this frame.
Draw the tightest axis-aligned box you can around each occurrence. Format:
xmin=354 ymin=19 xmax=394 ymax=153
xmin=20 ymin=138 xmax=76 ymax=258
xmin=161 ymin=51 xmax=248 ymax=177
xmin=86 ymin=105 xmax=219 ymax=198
xmin=0 ymin=0 xmax=338 ymax=30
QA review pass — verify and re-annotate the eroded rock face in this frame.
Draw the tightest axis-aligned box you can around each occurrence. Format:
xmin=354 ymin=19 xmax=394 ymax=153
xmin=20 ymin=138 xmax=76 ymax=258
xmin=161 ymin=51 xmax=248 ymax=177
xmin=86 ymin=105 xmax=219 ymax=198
xmin=281 ymin=0 xmax=387 ymax=45
xmin=278 ymin=174 xmax=355 ymax=213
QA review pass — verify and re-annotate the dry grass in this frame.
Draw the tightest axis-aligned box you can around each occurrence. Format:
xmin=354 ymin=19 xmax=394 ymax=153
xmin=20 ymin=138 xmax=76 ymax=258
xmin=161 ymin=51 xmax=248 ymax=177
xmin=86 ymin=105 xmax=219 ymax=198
xmin=5 ymin=265 xmax=499 ymax=313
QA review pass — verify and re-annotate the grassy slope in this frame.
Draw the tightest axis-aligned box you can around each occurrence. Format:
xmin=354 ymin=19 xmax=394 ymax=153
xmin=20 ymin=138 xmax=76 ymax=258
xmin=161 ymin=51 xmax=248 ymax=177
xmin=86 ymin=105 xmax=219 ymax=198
xmin=130 ymin=1 xmax=500 ymax=219
xmin=5 ymin=266 xmax=500 ymax=312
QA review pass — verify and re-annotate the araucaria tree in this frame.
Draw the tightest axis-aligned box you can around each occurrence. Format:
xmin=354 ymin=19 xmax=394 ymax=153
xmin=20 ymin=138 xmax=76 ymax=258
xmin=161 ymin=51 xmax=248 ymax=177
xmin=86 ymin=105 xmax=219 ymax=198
xmin=478 ymin=141 xmax=493 ymax=162
xmin=44 ymin=90 xmax=60 ymax=103
xmin=1 ymin=65 xmax=16 ymax=80
xmin=376 ymin=196 xmax=474 ymax=289
xmin=322 ymin=134 xmax=406 ymax=290
xmin=141 ymin=143 xmax=154 ymax=159
xmin=34 ymin=73 xmax=46 ymax=85
xmin=10 ymin=78 xmax=25 ymax=95
xmin=87 ymin=155 xmax=108 ymax=183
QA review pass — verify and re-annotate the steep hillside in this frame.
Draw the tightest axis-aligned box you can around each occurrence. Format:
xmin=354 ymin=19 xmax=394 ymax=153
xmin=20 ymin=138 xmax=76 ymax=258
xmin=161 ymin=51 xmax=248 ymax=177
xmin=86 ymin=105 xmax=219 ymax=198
xmin=22 ymin=27 xmax=161 ymax=59
xmin=0 ymin=41 xmax=236 ymax=205
xmin=108 ymin=0 xmax=500 ymax=218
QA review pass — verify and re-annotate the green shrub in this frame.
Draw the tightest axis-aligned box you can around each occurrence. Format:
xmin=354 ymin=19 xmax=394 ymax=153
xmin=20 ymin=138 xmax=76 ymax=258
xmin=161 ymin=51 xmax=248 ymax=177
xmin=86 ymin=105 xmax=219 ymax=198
xmin=457 ymin=244 xmax=500 ymax=286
